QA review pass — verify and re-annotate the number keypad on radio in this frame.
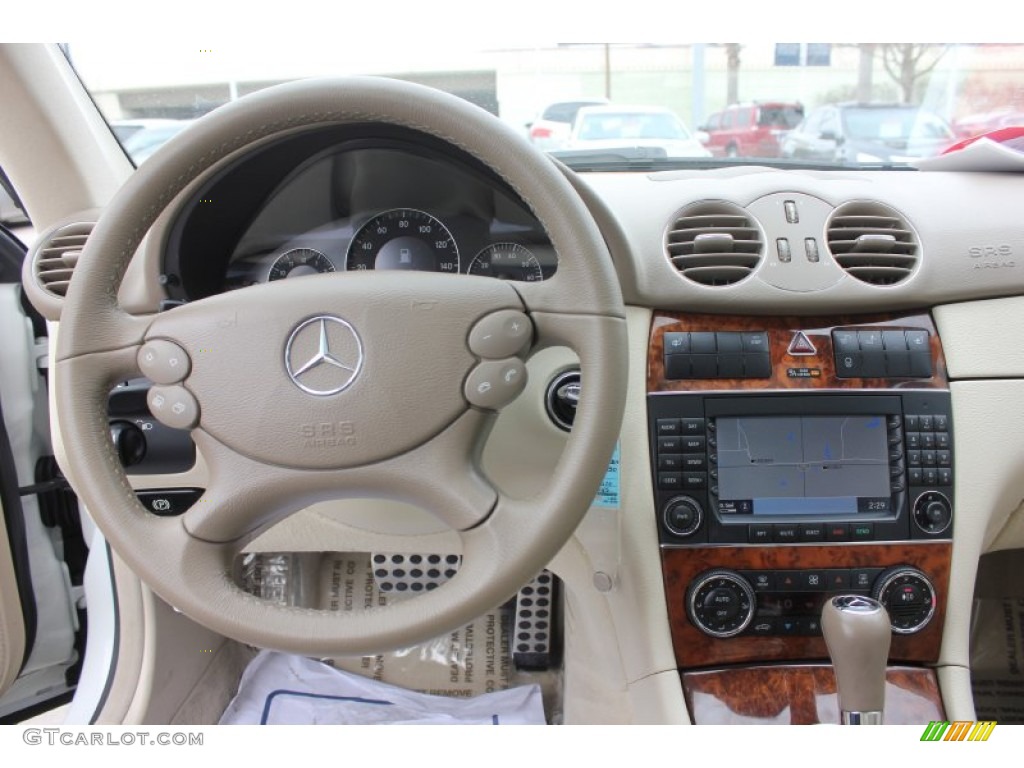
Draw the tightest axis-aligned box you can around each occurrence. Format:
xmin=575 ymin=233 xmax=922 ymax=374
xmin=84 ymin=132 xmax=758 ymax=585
xmin=905 ymin=413 xmax=953 ymax=487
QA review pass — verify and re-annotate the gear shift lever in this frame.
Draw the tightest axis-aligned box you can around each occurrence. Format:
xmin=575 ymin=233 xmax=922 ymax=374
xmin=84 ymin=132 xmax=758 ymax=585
xmin=821 ymin=595 xmax=891 ymax=725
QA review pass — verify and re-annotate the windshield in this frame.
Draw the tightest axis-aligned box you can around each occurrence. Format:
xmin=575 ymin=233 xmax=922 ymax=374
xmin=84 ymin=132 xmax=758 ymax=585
xmin=66 ymin=42 xmax=1024 ymax=170
xmin=576 ymin=111 xmax=690 ymax=141
xmin=842 ymin=107 xmax=955 ymax=141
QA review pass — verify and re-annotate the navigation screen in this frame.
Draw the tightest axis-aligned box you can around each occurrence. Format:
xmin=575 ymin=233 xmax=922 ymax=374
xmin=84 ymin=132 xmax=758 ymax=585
xmin=715 ymin=416 xmax=891 ymax=516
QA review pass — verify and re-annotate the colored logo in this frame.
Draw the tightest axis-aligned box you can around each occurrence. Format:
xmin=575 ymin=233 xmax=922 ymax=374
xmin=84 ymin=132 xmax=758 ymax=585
xmin=920 ymin=721 xmax=996 ymax=741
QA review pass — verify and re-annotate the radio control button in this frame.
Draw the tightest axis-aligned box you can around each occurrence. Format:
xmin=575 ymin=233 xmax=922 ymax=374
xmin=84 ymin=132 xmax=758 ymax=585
xmin=658 ymin=436 xmax=681 ymax=453
xmin=933 ymin=414 xmax=949 ymax=431
xmin=919 ymin=414 xmax=934 ymax=431
xmin=658 ymin=454 xmax=683 ymax=470
xmin=935 ymin=432 xmax=950 ymax=450
xmin=657 ymin=418 xmax=681 ymax=436
xmin=663 ymin=496 xmax=703 ymax=537
xmin=913 ymin=491 xmax=952 ymax=536
xmin=938 ymin=468 xmax=953 ymax=486
xmin=681 ymin=436 xmax=705 ymax=452
xmin=773 ymin=525 xmax=799 ymax=543
xmin=923 ymin=468 xmax=938 ymax=486
xmin=905 ymin=414 xmax=919 ymax=430
xmin=680 ymin=418 xmax=705 ymax=434
xmin=748 ymin=525 xmax=772 ymax=544
xmin=800 ymin=524 xmax=824 ymax=542
xmin=921 ymin=432 xmax=935 ymax=449
xmin=936 ymin=450 xmax=951 ymax=467
xmin=658 ymin=472 xmax=683 ymax=490
xmin=905 ymin=432 xmax=921 ymax=449
xmin=682 ymin=472 xmax=707 ymax=490
xmin=825 ymin=523 xmax=849 ymax=541
xmin=909 ymin=468 xmax=923 ymax=485
xmin=682 ymin=454 xmax=706 ymax=470
xmin=851 ymin=523 xmax=875 ymax=541
xmin=908 ymin=450 xmax=922 ymax=466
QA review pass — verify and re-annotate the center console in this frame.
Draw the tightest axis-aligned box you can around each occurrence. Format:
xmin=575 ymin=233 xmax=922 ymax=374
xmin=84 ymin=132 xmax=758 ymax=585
xmin=648 ymin=311 xmax=952 ymax=724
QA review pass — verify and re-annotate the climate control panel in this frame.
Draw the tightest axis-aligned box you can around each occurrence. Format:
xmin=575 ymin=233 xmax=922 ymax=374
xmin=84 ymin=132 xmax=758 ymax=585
xmin=685 ymin=565 xmax=936 ymax=639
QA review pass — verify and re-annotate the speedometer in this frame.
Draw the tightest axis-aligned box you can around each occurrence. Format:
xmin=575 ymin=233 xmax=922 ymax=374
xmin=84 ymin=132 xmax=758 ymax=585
xmin=346 ymin=209 xmax=459 ymax=274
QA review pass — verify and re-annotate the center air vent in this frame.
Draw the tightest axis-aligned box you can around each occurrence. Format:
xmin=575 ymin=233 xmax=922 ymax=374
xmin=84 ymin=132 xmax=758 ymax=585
xmin=826 ymin=202 xmax=919 ymax=286
xmin=665 ymin=201 xmax=764 ymax=286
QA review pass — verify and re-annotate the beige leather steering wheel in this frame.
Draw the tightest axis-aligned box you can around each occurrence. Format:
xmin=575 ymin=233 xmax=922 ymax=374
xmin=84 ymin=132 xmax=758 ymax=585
xmin=55 ymin=78 xmax=627 ymax=656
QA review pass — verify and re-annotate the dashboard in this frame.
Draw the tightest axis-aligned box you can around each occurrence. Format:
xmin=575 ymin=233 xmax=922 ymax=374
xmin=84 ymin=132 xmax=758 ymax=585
xmin=24 ymin=108 xmax=1024 ymax=726
xmin=159 ymin=128 xmax=558 ymax=301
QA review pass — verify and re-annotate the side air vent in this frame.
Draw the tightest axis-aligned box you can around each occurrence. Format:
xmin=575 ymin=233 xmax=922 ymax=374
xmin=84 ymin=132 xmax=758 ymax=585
xmin=35 ymin=221 xmax=93 ymax=298
xmin=826 ymin=202 xmax=919 ymax=286
xmin=665 ymin=201 xmax=764 ymax=286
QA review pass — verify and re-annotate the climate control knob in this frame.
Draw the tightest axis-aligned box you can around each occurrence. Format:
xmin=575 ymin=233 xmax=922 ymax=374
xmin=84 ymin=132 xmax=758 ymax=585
xmin=663 ymin=496 xmax=704 ymax=537
xmin=872 ymin=566 xmax=936 ymax=634
xmin=686 ymin=569 xmax=756 ymax=638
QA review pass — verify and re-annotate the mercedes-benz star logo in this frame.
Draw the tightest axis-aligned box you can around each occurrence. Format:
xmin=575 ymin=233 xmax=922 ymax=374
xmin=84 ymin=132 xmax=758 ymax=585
xmin=284 ymin=316 xmax=363 ymax=396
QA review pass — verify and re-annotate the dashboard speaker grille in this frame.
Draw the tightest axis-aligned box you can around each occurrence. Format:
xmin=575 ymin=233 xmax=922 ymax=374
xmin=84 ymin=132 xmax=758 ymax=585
xmin=665 ymin=201 xmax=763 ymax=286
xmin=827 ymin=202 xmax=919 ymax=285
xmin=33 ymin=221 xmax=93 ymax=298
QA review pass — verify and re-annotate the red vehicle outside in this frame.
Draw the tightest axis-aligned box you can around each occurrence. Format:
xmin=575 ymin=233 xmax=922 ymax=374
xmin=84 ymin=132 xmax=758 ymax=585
xmin=699 ymin=101 xmax=804 ymax=158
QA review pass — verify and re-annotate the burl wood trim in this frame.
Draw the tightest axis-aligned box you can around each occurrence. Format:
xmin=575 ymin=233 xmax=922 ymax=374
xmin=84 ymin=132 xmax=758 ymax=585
xmin=683 ymin=665 xmax=943 ymax=725
xmin=662 ymin=543 xmax=951 ymax=668
xmin=647 ymin=312 xmax=949 ymax=392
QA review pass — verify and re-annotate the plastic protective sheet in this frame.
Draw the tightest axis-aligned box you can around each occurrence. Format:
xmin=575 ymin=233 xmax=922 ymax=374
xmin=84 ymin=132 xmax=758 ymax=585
xmin=970 ymin=596 xmax=1024 ymax=723
xmin=239 ymin=551 xmax=562 ymax=720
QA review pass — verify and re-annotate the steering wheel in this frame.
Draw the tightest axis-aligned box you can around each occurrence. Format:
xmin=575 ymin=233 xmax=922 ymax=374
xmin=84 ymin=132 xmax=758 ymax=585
xmin=55 ymin=78 xmax=627 ymax=656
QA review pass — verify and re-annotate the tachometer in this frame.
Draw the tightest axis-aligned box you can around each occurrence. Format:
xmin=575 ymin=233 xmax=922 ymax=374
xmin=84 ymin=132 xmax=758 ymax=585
xmin=346 ymin=208 xmax=459 ymax=273
xmin=268 ymin=248 xmax=335 ymax=281
xmin=468 ymin=242 xmax=543 ymax=282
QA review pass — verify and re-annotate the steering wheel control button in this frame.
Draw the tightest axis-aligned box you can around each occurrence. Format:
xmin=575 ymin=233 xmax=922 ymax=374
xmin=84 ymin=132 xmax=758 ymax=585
xmin=147 ymin=385 xmax=200 ymax=430
xmin=109 ymin=420 xmax=147 ymax=467
xmin=136 ymin=488 xmax=204 ymax=517
xmin=468 ymin=310 xmax=533 ymax=359
xmin=284 ymin=315 xmax=363 ymax=396
xmin=464 ymin=358 xmax=527 ymax=409
xmin=137 ymin=339 xmax=191 ymax=384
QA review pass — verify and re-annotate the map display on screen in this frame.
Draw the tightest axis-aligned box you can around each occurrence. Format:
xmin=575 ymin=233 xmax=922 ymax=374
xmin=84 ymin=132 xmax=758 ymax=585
xmin=716 ymin=415 xmax=891 ymax=515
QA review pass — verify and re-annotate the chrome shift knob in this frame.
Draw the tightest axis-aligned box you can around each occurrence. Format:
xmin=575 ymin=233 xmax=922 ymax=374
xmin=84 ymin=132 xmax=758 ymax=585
xmin=821 ymin=595 xmax=891 ymax=725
